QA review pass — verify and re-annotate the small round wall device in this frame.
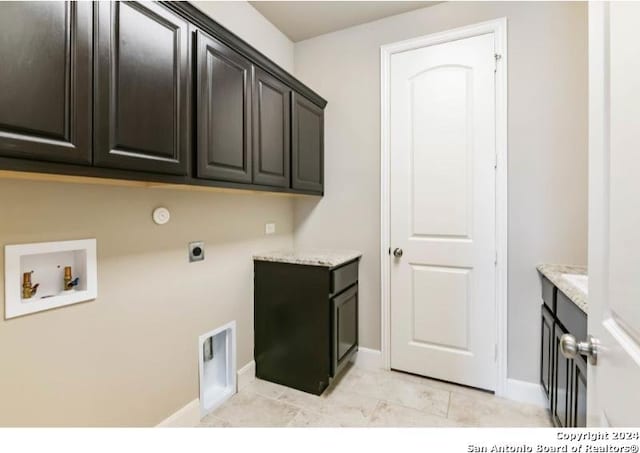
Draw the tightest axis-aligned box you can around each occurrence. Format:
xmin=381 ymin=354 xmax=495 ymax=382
xmin=152 ymin=207 xmax=171 ymax=225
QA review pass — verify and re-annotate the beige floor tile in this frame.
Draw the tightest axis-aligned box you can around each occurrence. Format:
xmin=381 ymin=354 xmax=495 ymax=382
xmin=277 ymin=386 xmax=379 ymax=426
xmin=343 ymin=368 xmax=451 ymax=417
xmin=287 ymin=408 xmax=368 ymax=427
xmin=199 ymin=414 xmax=233 ymax=427
xmin=212 ymin=391 xmax=300 ymax=427
xmin=244 ymin=378 xmax=288 ymax=399
xmin=448 ymin=391 xmax=552 ymax=427
xmin=368 ymin=401 xmax=465 ymax=427
xmin=337 ymin=364 xmax=369 ymax=386
xmin=197 ymin=366 xmax=552 ymax=428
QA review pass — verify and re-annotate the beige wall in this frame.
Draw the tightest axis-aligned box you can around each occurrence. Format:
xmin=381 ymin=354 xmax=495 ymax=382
xmin=0 ymin=1 xmax=295 ymax=426
xmin=0 ymin=180 xmax=294 ymax=426
xmin=293 ymin=1 xmax=588 ymax=383
xmin=192 ymin=1 xmax=295 ymax=72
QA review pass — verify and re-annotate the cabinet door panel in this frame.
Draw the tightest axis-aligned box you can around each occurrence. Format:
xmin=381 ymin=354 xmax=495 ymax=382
xmin=332 ymin=285 xmax=358 ymax=377
xmin=553 ymin=323 xmax=571 ymax=427
xmin=196 ymin=31 xmax=252 ymax=183
xmin=572 ymin=356 xmax=587 ymax=427
xmin=541 ymin=305 xmax=554 ymax=403
xmin=292 ymin=92 xmax=324 ymax=193
xmin=94 ymin=1 xmax=189 ymax=175
xmin=0 ymin=1 xmax=91 ymax=164
xmin=253 ymin=68 xmax=290 ymax=187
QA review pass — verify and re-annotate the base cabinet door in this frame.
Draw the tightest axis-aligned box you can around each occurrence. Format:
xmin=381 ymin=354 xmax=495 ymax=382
xmin=571 ymin=356 xmax=588 ymax=427
xmin=552 ymin=323 xmax=570 ymax=427
xmin=196 ymin=31 xmax=252 ymax=183
xmin=541 ymin=305 xmax=554 ymax=404
xmin=331 ymin=285 xmax=358 ymax=377
xmin=292 ymin=92 xmax=324 ymax=193
xmin=94 ymin=1 xmax=190 ymax=175
xmin=252 ymin=68 xmax=290 ymax=187
xmin=0 ymin=2 xmax=92 ymax=164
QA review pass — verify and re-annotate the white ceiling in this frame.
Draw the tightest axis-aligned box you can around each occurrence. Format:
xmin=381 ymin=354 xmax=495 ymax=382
xmin=249 ymin=1 xmax=440 ymax=42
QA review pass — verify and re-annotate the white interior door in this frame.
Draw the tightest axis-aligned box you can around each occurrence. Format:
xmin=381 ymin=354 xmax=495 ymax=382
xmin=389 ymin=33 xmax=497 ymax=391
xmin=587 ymin=2 xmax=640 ymax=427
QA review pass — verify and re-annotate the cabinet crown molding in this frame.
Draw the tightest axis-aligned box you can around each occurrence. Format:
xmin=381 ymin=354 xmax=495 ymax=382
xmin=161 ymin=1 xmax=328 ymax=109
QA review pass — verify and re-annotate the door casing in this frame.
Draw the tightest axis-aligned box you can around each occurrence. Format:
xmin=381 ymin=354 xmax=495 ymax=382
xmin=379 ymin=18 xmax=508 ymax=396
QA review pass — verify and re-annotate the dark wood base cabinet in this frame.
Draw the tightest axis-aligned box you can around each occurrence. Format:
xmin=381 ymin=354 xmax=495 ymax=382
xmin=254 ymin=259 xmax=359 ymax=395
xmin=0 ymin=1 xmax=326 ymax=196
xmin=539 ymin=276 xmax=588 ymax=427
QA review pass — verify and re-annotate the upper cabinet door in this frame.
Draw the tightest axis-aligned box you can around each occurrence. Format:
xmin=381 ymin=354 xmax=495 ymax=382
xmin=0 ymin=2 xmax=92 ymax=164
xmin=196 ymin=31 xmax=252 ymax=183
xmin=291 ymin=93 xmax=324 ymax=193
xmin=94 ymin=1 xmax=189 ymax=175
xmin=252 ymin=68 xmax=290 ymax=187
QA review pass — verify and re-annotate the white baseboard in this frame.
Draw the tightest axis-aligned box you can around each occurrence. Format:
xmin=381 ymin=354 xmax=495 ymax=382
xmin=352 ymin=350 xmax=546 ymax=409
xmin=504 ymin=378 xmax=548 ymax=408
xmin=156 ymin=399 xmax=201 ymax=427
xmin=354 ymin=347 xmax=384 ymax=370
xmin=237 ymin=360 xmax=256 ymax=391
xmin=158 ymin=360 xmax=256 ymax=427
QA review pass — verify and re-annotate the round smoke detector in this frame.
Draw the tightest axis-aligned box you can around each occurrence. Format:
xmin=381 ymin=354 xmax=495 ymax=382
xmin=152 ymin=207 xmax=171 ymax=225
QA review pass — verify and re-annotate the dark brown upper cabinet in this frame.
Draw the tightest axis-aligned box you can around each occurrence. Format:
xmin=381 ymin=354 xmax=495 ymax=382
xmin=94 ymin=1 xmax=190 ymax=175
xmin=253 ymin=67 xmax=291 ymax=188
xmin=0 ymin=2 xmax=327 ymax=195
xmin=0 ymin=2 xmax=92 ymax=164
xmin=292 ymin=92 xmax=324 ymax=193
xmin=196 ymin=31 xmax=252 ymax=184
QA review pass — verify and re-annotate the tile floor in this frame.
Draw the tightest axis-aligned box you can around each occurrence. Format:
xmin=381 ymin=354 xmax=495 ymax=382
xmin=199 ymin=365 xmax=553 ymax=428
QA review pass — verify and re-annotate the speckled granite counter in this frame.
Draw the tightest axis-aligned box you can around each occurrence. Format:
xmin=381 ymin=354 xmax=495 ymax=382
xmin=253 ymin=250 xmax=362 ymax=268
xmin=537 ymin=264 xmax=588 ymax=314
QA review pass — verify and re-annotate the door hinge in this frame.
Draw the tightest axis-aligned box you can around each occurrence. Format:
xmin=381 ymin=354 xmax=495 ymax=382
xmin=494 ymin=153 xmax=498 ymax=169
xmin=494 ymin=53 xmax=502 ymax=72
xmin=494 ymin=251 xmax=498 ymax=266
xmin=494 ymin=343 xmax=498 ymax=361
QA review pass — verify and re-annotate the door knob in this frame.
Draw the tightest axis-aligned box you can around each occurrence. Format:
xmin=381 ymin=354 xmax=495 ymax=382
xmin=393 ymin=248 xmax=403 ymax=258
xmin=560 ymin=334 xmax=600 ymax=365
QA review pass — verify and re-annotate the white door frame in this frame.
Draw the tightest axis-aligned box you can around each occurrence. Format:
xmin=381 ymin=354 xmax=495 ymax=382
xmin=586 ymin=1 xmax=608 ymax=426
xmin=380 ymin=18 xmax=508 ymax=396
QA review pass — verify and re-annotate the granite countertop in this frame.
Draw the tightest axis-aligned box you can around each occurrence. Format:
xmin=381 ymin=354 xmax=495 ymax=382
xmin=537 ymin=264 xmax=588 ymax=314
xmin=253 ymin=250 xmax=362 ymax=268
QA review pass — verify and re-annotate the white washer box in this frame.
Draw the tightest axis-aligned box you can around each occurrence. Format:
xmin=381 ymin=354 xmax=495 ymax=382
xmin=4 ymin=239 xmax=97 ymax=319
xmin=199 ymin=321 xmax=236 ymax=417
